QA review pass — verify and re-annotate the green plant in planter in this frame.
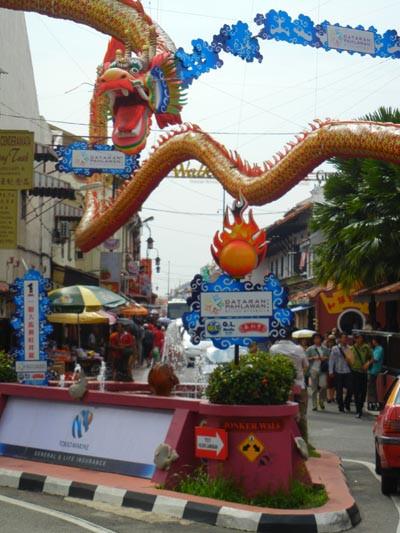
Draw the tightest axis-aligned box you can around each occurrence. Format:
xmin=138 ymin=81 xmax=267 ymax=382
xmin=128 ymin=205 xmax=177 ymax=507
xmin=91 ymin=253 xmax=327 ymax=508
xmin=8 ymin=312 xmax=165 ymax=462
xmin=0 ymin=351 xmax=17 ymax=383
xmin=206 ymin=351 xmax=296 ymax=405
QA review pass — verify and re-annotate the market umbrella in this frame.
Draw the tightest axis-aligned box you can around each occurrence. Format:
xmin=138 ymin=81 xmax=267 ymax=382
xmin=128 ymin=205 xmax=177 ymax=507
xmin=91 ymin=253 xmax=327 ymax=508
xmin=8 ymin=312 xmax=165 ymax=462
xmin=47 ymin=309 xmax=116 ymax=348
xmin=119 ymin=303 xmax=148 ymax=317
xmin=292 ymin=329 xmax=317 ymax=339
xmin=47 ymin=311 xmax=109 ymax=324
xmin=49 ymin=285 xmax=128 ymax=313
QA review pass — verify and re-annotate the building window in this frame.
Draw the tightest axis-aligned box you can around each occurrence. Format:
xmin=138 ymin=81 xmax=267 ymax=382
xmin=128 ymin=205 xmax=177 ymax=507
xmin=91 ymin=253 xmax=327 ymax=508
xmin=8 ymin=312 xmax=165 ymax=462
xmin=280 ymin=256 xmax=284 ymax=278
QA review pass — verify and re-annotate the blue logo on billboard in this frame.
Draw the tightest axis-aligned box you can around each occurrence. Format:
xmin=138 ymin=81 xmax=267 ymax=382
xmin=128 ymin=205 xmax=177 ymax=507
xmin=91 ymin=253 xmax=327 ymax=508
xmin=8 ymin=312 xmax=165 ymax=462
xmin=206 ymin=320 xmax=221 ymax=336
xmin=72 ymin=409 xmax=93 ymax=439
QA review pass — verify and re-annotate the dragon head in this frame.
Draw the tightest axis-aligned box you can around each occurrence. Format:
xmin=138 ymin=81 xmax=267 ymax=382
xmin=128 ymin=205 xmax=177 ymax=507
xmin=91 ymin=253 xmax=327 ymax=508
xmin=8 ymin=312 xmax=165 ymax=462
xmin=96 ymin=37 xmax=185 ymax=155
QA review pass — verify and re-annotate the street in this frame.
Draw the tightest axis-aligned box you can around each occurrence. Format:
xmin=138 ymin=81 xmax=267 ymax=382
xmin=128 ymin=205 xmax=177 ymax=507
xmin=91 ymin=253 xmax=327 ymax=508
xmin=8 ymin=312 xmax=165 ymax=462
xmin=0 ymin=394 xmax=399 ymax=532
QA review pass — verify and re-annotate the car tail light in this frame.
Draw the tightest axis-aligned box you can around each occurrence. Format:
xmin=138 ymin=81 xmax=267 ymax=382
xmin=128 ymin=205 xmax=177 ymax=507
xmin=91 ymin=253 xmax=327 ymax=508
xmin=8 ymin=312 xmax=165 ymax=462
xmin=383 ymin=406 xmax=400 ymax=435
xmin=383 ymin=420 xmax=400 ymax=434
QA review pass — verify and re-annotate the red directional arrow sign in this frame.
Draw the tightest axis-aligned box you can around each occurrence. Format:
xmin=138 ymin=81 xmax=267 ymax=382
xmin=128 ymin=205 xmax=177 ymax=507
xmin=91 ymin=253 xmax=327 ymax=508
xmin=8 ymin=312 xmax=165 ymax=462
xmin=195 ymin=426 xmax=228 ymax=460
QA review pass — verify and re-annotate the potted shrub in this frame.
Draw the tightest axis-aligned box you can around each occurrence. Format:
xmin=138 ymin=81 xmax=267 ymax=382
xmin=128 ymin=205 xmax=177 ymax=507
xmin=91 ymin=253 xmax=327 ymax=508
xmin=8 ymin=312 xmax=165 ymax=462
xmin=206 ymin=351 xmax=296 ymax=405
xmin=199 ymin=351 xmax=307 ymax=497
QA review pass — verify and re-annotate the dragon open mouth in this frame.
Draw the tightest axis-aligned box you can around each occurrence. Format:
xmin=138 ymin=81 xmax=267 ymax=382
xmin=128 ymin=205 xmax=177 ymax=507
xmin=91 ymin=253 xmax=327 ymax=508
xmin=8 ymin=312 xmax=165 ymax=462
xmin=97 ymin=73 xmax=152 ymax=154
xmin=111 ymin=90 xmax=151 ymax=153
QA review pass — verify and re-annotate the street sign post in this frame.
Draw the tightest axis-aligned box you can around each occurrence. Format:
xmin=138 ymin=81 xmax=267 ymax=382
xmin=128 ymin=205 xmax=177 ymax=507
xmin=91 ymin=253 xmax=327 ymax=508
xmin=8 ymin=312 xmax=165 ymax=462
xmin=195 ymin=426 xmax=228 ymax=460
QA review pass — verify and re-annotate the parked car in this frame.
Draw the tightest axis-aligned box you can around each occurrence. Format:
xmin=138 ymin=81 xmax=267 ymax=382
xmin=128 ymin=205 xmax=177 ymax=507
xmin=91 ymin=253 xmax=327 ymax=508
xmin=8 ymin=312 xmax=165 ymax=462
xmin=374 ymin=377 xmax=400 ymax=494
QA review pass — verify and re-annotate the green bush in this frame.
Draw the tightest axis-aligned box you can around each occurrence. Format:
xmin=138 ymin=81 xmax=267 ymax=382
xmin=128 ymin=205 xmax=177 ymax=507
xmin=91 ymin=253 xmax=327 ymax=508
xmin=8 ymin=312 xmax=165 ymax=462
xmin=174 ymin=467 xmax=327 ymax=509
xmin=0 ymin=351 xmax=17 ymax=383
xmin=206 ymin=351 xmax=296 ymax=405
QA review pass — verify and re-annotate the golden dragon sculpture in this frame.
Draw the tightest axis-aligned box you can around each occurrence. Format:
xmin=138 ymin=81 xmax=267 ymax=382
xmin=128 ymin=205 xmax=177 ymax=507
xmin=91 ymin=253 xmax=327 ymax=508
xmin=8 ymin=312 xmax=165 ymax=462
xmin=2 ymin=0 xmax=400 ymax=252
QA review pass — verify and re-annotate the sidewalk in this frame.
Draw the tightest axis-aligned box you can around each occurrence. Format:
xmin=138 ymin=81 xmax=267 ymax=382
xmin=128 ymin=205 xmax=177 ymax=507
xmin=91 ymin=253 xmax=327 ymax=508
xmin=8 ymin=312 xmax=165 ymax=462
xmin=0 ymin=451 xmax=360 ymax=532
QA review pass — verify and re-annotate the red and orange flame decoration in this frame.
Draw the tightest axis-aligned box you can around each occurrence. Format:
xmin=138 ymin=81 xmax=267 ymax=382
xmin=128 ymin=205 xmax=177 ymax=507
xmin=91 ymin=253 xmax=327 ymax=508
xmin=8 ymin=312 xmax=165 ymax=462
xmin=211 ymin=197 xmax=267 ymax=278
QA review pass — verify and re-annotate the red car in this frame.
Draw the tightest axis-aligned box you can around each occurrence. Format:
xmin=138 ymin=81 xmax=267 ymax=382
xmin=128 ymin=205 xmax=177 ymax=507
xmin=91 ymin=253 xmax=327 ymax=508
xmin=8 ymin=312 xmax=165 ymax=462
xmin=374 ymin=377 xmax=400 ymax=494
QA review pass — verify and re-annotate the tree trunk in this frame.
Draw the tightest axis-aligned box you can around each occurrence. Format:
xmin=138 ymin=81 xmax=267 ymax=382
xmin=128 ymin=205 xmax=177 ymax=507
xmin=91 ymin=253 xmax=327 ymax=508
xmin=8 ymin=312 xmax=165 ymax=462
xmin=369 ymin=296 xmax=377 ymax=328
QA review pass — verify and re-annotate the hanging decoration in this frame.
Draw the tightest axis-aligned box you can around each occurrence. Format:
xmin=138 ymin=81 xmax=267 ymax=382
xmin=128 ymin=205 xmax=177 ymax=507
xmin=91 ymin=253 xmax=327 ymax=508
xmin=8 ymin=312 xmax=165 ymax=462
xmin=10 ymin=269 xmax=53 ymax=385
xmin=182 ymin=273 xmax=293 ymax=350
xmin=55 ymin=142 xmax=140 ymax=178
xmin=2 ymin=0 xmax=400 ymax=253
xmin=211 ymin=196 xmax=267 ymax=279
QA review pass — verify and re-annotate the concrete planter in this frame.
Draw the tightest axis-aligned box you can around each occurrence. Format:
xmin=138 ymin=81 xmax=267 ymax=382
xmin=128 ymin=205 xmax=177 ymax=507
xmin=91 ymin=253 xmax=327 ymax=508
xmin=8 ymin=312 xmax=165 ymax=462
xmin=198 ymin=401 xmax=303 ymax=497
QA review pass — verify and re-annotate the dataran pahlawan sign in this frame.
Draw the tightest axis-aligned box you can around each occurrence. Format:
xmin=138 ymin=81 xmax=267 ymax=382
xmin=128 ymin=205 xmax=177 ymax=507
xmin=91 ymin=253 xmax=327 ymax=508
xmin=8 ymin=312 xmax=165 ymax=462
xmin=183 ymin=273 xmax=293 ymax=349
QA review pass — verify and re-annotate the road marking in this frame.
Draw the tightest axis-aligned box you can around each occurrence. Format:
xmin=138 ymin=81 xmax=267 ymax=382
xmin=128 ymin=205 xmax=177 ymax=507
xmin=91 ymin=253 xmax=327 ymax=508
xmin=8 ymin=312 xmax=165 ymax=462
xmin=343 ymin=458 xmax=400 ymax=533
xmin=0 ymin=493 xmax=116 ymax=533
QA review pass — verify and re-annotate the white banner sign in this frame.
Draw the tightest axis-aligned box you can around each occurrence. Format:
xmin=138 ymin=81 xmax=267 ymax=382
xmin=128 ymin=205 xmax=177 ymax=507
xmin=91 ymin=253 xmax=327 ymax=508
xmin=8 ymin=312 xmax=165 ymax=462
xmin=23 ymin=280 xmax=39 ymax=360
xmin=0 ymin=398 xmax=173 ymax=478
xmin=201 ymin=291 xmax=273 ymax=318
xmin=204 ymin=318 xmax=270 ymax=338
xmin=72 ymin=149 xmax=126 ymax=170
xmin=327 ymin=25 xmax=375 ymax=54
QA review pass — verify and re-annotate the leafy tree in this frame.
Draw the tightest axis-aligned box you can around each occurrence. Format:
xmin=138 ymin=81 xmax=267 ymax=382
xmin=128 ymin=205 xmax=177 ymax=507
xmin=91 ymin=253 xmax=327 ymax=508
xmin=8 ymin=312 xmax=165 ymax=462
xmin=311 ymin=107 xmax=400 ymax=327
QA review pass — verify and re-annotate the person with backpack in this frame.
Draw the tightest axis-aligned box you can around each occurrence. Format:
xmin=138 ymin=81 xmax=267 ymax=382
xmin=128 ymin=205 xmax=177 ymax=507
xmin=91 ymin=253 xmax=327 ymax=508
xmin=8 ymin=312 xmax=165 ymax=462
xmin=329 ymin=333 xmax=353 ymax=413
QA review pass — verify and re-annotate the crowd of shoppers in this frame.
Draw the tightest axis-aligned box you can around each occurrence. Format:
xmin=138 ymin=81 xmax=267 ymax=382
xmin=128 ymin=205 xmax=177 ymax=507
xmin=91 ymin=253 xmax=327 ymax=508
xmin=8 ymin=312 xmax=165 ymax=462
xmin=107 ymin=320 xmax=166 ymax=381
xmin=268 ymin=327 xmax=384 ymax=442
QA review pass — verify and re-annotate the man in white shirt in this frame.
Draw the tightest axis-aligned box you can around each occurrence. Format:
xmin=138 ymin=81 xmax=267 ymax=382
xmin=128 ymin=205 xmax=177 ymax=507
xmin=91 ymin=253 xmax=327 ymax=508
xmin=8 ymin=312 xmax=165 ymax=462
xmin=270 ymin=334 xmax=309 ymax=442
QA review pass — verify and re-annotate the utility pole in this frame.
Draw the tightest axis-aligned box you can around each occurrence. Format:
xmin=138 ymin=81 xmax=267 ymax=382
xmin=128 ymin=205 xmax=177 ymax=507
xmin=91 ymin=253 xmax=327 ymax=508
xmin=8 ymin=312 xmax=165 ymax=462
xmin=167 ymin=261 xmax=171 ymax=298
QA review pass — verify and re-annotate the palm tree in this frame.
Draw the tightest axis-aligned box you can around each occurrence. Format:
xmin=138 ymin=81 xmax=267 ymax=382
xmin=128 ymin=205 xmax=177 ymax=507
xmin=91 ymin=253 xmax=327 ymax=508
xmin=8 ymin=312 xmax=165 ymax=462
xmin=311 ymin=107 xmax=400 ymax=328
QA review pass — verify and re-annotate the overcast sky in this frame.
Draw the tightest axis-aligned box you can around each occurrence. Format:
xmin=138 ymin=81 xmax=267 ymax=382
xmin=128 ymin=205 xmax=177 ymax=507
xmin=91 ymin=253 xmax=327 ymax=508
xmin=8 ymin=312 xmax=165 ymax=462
xmin=24 ymin=0 xmax=400 ymax=295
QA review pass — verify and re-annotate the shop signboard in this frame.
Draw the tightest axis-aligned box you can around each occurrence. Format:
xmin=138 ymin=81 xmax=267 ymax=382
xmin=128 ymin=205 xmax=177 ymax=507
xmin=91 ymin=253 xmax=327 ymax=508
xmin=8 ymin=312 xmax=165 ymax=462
xmin=183 ymin=273 xmax=292 ymax=349
xmin=11 ymin=269 xmax=52 ymax=385
xmin=55 ymin=142 xmax=140 ymax=178
xmin=0 ymin=397 xmax=173 ymax=478
xmin=100 ymin=252 xmax=122 ymax=293
xmin=0 ymin=190 xmax=18 ymax=249
xmin=0 ymin=130 xmax=34 ymax=189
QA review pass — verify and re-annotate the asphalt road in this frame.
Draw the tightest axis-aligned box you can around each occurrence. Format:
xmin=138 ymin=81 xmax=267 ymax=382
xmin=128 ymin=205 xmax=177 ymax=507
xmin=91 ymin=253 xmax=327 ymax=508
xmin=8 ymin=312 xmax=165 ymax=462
xmin=309 ymin=403 xmax=400 ymax=533
xmin=1 ymin=389 xmax=399 ymax=532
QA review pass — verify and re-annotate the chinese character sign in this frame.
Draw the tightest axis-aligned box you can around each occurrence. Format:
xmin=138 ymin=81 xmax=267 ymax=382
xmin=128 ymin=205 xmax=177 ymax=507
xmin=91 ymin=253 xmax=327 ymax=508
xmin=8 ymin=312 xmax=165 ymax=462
xmin=24 ymin=279 xmax=39 ymax=361
xmin=11 ymin=269 xmax=53 ymax=385
xmin=182 ymin=273 xmax=293 ymax=349
xmin=0 ymin=190 xmax=18 ymax=249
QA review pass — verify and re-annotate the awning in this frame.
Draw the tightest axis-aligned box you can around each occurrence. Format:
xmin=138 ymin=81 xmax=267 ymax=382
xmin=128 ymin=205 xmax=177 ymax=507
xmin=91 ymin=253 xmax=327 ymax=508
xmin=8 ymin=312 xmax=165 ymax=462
xmin=353 ymin=281 xmax=400 ymax=303
xmin=290 ymin=304 xmax=313 ymax=313
xmin=119 ymin=303 xmax=148 ymax=317
xmin=289 ymin=285 xmax=327 ymax=305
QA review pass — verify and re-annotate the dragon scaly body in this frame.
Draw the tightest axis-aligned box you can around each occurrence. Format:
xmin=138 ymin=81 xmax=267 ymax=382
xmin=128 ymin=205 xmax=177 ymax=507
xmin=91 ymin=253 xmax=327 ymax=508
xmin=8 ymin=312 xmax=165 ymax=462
xmin=2 ymin=1 xmax=400 ymax=251
xmin=76 ymin=120 xmax=400 ymax=250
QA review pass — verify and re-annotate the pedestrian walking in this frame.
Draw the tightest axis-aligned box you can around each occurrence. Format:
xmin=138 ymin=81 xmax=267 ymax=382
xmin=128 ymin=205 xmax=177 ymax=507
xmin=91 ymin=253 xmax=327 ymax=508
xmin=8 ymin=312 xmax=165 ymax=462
xmin=120 ymin=325 xmax=137 ymax=381
xmin=142 ymin=323 xmax=155 ymax=367
xmin=324 ymin=334 xmax=336 ymax=403
xmin=306 ymin=333 xmax=329 ymax=411
xmin=329 ymin=333 xmax=353 ymax=413
xmin=349 ymin=333 xmax=372 ymax=418
xmin=270 ymin=333 xmax=309 ymax=442
xmin=366 ymin=336 xmax=384 ymax=410
xmin=109 ymin=323 xmax=123 ymax=380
